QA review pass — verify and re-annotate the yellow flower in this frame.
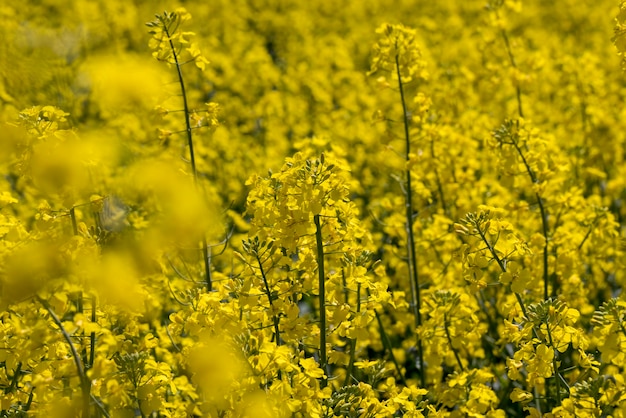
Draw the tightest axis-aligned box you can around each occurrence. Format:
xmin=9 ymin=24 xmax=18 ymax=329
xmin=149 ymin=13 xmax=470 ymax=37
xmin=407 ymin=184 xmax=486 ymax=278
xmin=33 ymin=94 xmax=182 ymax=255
xmin=368 ymin=23 xmax=429 ymax=84
xmin=300 ymin=357 xmax=325 ymax=379
xmin=510 ymin=388 xmax=533 ymax=403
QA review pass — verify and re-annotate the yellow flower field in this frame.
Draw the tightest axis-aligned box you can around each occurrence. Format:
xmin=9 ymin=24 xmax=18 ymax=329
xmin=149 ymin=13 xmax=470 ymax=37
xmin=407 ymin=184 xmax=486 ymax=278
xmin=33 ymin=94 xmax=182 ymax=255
xmin=1 ymin=0 xmax=626 ymax=416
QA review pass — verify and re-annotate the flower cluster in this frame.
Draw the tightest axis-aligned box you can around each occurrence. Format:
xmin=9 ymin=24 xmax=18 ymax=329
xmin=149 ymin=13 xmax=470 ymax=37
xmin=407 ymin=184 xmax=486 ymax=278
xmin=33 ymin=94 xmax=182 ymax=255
xmin=368 ymin=23 xmax=429 ymax=84
xmin=146 ymin=8 xmax=210 ymax=71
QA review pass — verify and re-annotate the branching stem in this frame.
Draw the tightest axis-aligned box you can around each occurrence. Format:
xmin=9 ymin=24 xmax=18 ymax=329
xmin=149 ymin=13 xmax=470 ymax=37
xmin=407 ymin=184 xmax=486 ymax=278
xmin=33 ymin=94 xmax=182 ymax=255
xmin=38 ymin=297 xmax=91 ymax=417
xmin=395 ymin=50 xmax=425 ymax=389
xmin=475 ymin=225 xmax=529 ymax=319
xmin=256 ymin=254 xmax=282 ymax=345
xmin=161 ymin=19 xmax=213 ymax=292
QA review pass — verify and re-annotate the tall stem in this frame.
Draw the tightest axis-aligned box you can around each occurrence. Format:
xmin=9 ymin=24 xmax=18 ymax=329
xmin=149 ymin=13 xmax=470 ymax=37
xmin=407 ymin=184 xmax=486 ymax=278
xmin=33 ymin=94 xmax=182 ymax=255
xmin=38 ymin=297 xmax=91 ymax=417
xmin=69 ymin=206 xmax=97 ymax=372
xmin=314 ymin=214 xmax=328 ymax=387
xmin=89 ymin=295 xmax=97 ymax=369
xmin=162 ymin=24 xmax=197 ymax=180
xmin=343 ymin=282 xmax=360 ymax=387
xmin=498 ymin=20 xmax=524 ymax=119
xmin=430 ymin=137 xmax=448 ymax=215
xmin=497 ymin=17 xmax=551 ymax=300
xmin=475 ymin=222 xmax=543 ymax=414
xmin=506 ymin=130 xmax=550 ymax=299
xmin=373 ymin=308 xmax=408 ymax=386
xmin=162 ymin=22 xmax=212 ymax=292
xmin=395 ymin=52 xmax=425 ymax=388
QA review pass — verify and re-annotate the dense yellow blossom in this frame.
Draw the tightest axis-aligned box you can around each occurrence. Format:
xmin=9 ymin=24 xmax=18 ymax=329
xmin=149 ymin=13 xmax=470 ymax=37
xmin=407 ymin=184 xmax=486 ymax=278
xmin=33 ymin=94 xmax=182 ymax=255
xmin=0 ymin=0 xmax=625 ymax=416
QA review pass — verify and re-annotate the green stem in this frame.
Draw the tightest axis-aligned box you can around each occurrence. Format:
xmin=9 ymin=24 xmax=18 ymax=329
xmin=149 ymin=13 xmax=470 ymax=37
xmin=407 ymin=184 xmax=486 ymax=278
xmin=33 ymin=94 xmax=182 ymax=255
xmin=617 ymin=315 xmax=626 ymax=338
xmin=314 ymin=214 xmax=328 ymax=387
xmin=475 ymin=223 xmax=530 ymax=319
xmin=508 ymin=133 xmax=550 ymax=300
xmin=533 ymin=387 xmax=543 ymax=417
xmin=162 ymin=24 xmax=197 ymax=181
xmin=38 ymin=297 xmax=91 ymax=417
xmin=430 ymin=137 xmax=448 ymax=215
xmin=341 ymin=268 xmax=350 ymax=306
xmin=73 ymin=218 xmax=97 ymax=372
xmin=577 ymin=221 xmax=595 ymax=251
xmin=545 ymin=324 xmax=563 ymax=407
xmin=343 ymin=282 xmax=361 ymax=387
xmin=162 ymin=20 xmax=212 ymax=292
xmin=77 ymin=292 xmax=89 ymax=370
xmin=394 ymin=50 xmax=425 ymax=389
xmin=498 ymin=21 xmax=524 ymax=118
xmin=24 ymin=387 xmax=34 ymax=412
xmin=373 ymin=308 xmax=408 ymax=386
xmin=497 ymin=15 xmax=551 ymax=300
xmin=444 ymin=315 xmax=465 ymax=371
xmin=5 ymin=362 xmax=21 ymax=394
xmin=256 ymin=254 xmax=282 ymax=345
xmin=69 ymin=206 xmax=78 ymax=236
xmin=539 ymin=197 xmax=550 ymax=299
xmin=473 ymin=217 xmax=546 ymax=414
xmin=89 ymin=295 xmax=97 ymax=369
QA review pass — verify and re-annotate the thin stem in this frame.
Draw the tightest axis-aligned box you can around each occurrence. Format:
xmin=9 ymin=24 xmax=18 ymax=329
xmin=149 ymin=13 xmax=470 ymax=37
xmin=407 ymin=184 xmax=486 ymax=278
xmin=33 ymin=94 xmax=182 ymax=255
xmin=38 ymin=297 xmax=91 ymax=417
xmin=476 ymin=290 xmax=503 ymax=362
xmin=314 ymin=214 xmax=328 ymax=387
xmin=373 ymin=308 xmax=408 ymax=386
xmin=343 ymin=282 xmax=361 ymax=387
xmin=538 ymin=197 xmax=550 ymax=299
xmin=256 ymin=254 xmax=281 ymax=345
xmin=575 ymin=77 xmax=589 ymax=182
xmin=534 ymin=386 xmax=543 ymax=417
xmin=89 ymin=295 xmax=97 ymax=369
xmin=545 ymin=324 xmax=563 ymax=406
xmin=444 ymin=315 xmax=465 ymax=371
xmin=341 ymin=268 xmax=350 ymax=306
xmin=203 ymin=241 xmax=213 ymax=292
xmin=508 ymin=134 xmax=550 ymax=300
xmin=77 ymin=292 xmax=88 ymax=370
xmin=498 ymin=21 xmax=524 ymax=118
xmin=617 ymin=315 xmax=626 ymax=338
xmin=474 ymin=224 xmax=530 ymax=318
xmin=162 ymin=25 xmax=197 ymax=180
xmin=395 ymin=50 xmax=425 ymax=389
xmin=69 ymin=206 xmax=78 ymax=236
xmin=162 ymin=20 xmax=212 ymax=292
xmin=430 ymin=137 xmax=448 ymax=215
xmin=577 ymin=224 xmax=594 ymax=251
xmin=5 ymin=362 xmax=21 ymax=394
xmin=496 ymin=15 xmax=551 ymax=300
xmin=24 ymin=387 xmax=34 ymax=412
